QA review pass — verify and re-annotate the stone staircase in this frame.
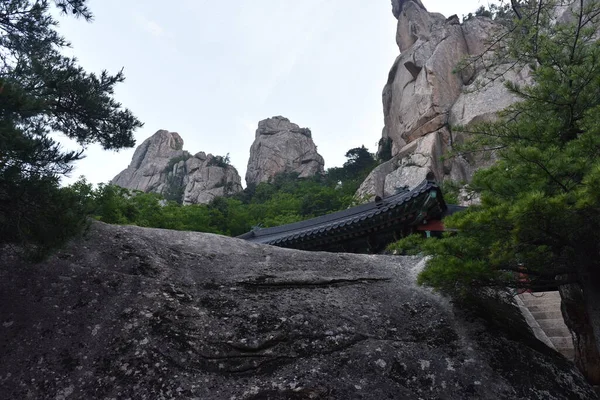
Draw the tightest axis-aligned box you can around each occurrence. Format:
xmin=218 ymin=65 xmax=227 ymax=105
xmin=517 ymin=291 xmax=575 ymax=360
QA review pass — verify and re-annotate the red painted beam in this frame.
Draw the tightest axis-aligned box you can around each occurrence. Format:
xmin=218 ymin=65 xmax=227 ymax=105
xmin=415 ymin=219 xmax=445 ymax=232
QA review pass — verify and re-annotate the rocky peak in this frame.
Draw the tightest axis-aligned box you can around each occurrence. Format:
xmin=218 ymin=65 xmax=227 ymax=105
xmin=132 ymin=129 xmax=185 ymax=169
xmin=245 ymin=116 xmax=325 ymax=186
xmin=357 ymin=3 xmax=530 ymax=202
xmin=255 ymin=116 xmax=312 ymax=138
xmin=112 ymin=130 xmax=186 ymax=192
xmin=112 ymin=130 xmax=242 ymax=204
xmin=149 ymin=129 xmax=184 ymax=151
xmin=391 ymin=0 xmax=425 ymax=19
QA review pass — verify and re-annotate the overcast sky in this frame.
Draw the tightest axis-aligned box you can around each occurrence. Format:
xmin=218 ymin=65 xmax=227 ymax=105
xmin=57 ymin=0 xmax=494 ymax=186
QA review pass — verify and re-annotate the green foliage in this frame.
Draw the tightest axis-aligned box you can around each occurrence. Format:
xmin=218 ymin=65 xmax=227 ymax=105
xmin=377 ymin=137 xmax=393 ymax=163
xmin=326 ymin=145 xmax=377 ymax=195
xmin=440 ymin=180 xmax=462 ymax=205
xmin=0 ymin=175 xmax=92 ymax=260
xmin=386 ymin=234 xmax=427 ymax=256
xmin=160 ymin=153 xmax=192 ymax=203
xmin=462 ymin=2 xmax=514 ymax=23
xmin=343 ymin=146 xmax=378 ymax=178
xmin=163 ymin=152 xmax=191 ymax=173
xmin=420 ymin=0 xmax=600 ymax=296
xmin=0 ymin=1 xmax=141 ymax=255
xmin=163 ymin=174 xmax=185 ymax=204
xmin=245 ymin=173 xmax=353 ymax=223
xmin=207 ymin=153 xmax=231 ymax=168
xmin=74 ymin=144 xmax=379 ymax=237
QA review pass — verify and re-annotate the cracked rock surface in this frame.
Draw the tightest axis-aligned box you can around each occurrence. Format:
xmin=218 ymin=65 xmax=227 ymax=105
xmin=0 ymin=222 xmax=596 ymax=399
xmin=360 ymin=1 xmax=529 ymax=202
xmin=112 ymin=130 xmax=243 ymax=204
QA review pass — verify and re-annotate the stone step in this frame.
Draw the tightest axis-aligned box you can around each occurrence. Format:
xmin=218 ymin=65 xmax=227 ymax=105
xmin=518 ymin=290 xmax=574 ymax=359
xmin=526 ymin=304 xmax=564 ymax=313
xmin=530 ymin=310 xmax=563 ymax=320
xmin=549 ymin=336 xmax=574 ymax=349
xmin=519 ymin=295 xmax=561 ymax=304
xmin=537 ymin=318 xmax=570 ymax=330
xmin=523 ymin=291 xmax=562 ymax=298
xmin=540 ymin=326 xmax=571 ymax=337
xmin=519 ymin=292 xmax=561 ymax=304
xmin=521 ymin=300 xmax=561 ymax=308
xmin=523 ymin=303 xmax=562 ymax=312
xmin=556 ymin=347 xmax=575 ymax=360
xmin=521 ymin=290 xmax=561 ymax=296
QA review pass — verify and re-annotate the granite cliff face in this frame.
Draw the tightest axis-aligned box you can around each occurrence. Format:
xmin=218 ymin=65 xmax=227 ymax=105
xmin=112 ymin=130 xmax=186 ymax=193
xmin=112 ymin=130 xmax=242 ymax=204
xmin=0 ymin=222 xmax=596 ymax=399
xmin=245 ymin=116 xmax=325 ymax=186
xmin=357 ymin=1 xmax=530 ymax=200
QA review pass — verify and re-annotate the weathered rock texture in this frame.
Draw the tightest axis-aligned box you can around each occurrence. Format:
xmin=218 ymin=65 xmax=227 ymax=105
xmin=112 ymin=130 xmax=242 ymax=204
xmin=0 ymin=222 xmax=596 ymax=399
xmin=358 ymin=1 xmax=530 ymax=201
xmin=246 ymin=116 xmax=325 ymax=186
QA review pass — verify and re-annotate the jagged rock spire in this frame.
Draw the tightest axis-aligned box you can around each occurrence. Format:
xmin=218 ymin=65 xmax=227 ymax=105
xmin=245 ymin=116 xmax=325 ymax=186
xmin=391 ymin=0 xmax=426 ymax=19
xmin=112 ymin=130 xmax=242 ymax=204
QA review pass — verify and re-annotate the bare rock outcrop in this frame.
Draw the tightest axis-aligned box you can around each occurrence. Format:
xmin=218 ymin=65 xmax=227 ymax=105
xmin=359 ymin=1 xmax=528 ymax=201
xmin=112 ymin=130 xmax=186 ymax=193
xmin=112 ymin=130 xmax=242 ymax=204
xmin=0 ymin=222 xmax=596 ymax=399
xmin=178 ymin=152 xmax=243 ymax=205
xmin=245 ymin=116 xmax=325 ymax=186
xmin=357 ymin=133 xmax=455 ymax=199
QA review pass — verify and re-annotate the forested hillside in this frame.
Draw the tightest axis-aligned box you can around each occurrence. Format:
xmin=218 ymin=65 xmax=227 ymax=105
xmin=68 ymin=146 xmax=378 ymax=237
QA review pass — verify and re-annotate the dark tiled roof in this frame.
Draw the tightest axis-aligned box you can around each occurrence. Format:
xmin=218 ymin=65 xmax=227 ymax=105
xmin=239 ymin=179 xmax=446 ymax=249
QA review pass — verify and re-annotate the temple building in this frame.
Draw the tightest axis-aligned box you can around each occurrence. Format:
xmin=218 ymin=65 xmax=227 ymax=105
xmin=239 ymin=179 xmax=464 ymax=253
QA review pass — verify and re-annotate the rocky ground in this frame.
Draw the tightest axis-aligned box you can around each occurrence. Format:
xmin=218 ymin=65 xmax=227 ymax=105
xmin=0 ymin=222 xmax=596 ymax=399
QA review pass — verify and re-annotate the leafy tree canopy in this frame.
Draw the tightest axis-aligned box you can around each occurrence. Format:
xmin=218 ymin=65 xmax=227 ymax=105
xmin=326 ymin=145 xmax=377 ymax=185
xmin=463 ymin=3 xmax=515 ymax=22
xmin=0 ymin=0 xmax=142 ymax=256
xmin=70 ymin=144 xmax=379 ymax=238
xmin=394 ymin=0 xmax=600 ymax=384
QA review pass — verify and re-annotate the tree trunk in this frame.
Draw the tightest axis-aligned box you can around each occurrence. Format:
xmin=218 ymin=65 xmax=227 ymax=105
xmin=559 ymin=263 xmax=600 ymax=385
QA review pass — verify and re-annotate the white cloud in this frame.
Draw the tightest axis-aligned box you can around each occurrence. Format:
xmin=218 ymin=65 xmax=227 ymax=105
xmin=133 ymin=13 xmax=166 ymax=38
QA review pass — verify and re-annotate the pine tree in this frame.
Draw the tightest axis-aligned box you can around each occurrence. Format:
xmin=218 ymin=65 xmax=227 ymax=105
xmin=0 ymin=0 xmax=142 ymax=256
xmin=404 ymin=0 xmax=600 ymax=383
